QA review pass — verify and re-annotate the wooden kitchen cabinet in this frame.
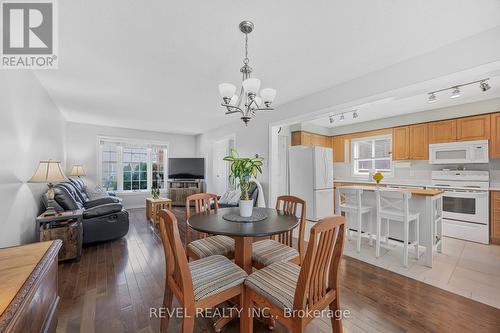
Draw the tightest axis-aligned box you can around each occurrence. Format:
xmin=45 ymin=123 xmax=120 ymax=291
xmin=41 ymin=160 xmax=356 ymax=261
xmin=392 ymin=126 xmax=410 ymax=160
xmin=291 ymin=131 xmax=328 ymax=147
xmin=490 ymin=191 xmax=500 ymax=244
xmin=332 ymin=135 xmax=346 ymax=162
xmin=428 ymin=119 xmax=457 ymax=144
xmin=291 ymin=131 xmax=312 ymax=146
xmin=311 ymin=134 xmax=327 ymax=147
xmin=409 ymin=123 xmax=429 ymax=160
xmin=457 ymin=114 xmax=490 ymax=141
xmin=489 ymin=113 xmax=500 ymax=158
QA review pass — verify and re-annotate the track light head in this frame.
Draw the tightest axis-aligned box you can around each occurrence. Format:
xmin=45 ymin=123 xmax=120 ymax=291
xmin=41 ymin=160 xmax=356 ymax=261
xmin=340 ymin=113 xmax=345 ymax=121
xmin=451 ymin=87 xmax=461 ymax=99
xmin=352 ymin=111 xmax=358 ymax=118
xmin=329 ymin=116 xmax=334 ymax=124
xmin=480 ymin=80 xmax=491 ymax=92
xmin=428 ymin=92 xmax=437 ymax=103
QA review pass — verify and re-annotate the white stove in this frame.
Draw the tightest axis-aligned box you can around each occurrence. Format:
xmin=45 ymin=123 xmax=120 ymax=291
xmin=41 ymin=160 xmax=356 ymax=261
xmin=431 ymin=170 xmax=489 ymax=244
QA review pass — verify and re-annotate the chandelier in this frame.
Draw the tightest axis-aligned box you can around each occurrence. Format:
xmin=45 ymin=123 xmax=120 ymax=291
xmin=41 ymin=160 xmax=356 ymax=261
xmin=218 ymin=21 xmax=277 ymax=125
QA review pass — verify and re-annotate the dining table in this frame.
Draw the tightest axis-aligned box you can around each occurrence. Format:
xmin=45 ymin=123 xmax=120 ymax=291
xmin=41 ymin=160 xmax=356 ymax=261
xmin=187 ymin=207 xmax=299 ymax=274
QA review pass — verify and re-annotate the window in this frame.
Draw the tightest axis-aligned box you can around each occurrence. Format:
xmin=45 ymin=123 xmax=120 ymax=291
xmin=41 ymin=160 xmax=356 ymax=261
xmin=98 ymin=137 xmax=167 ymax=192
xmin=123 ymin=147 xmax=148 ymax=190
xmin=101 ymin=143 xmax=118 ymax=190
xmin=151 ymin=147 xmax=165 ymax=189
xmin=352 ymin=135 xmax=392 ymax=175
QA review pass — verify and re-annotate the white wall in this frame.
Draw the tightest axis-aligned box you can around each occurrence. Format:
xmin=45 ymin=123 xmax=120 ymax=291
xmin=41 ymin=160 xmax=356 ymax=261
xmin=196 ymin=27 xmax=500 ymax=205
xmin=0 ymin=71 xmax=66 ymax=247
xmin=65 ymin=122 xmax=197 ymax=208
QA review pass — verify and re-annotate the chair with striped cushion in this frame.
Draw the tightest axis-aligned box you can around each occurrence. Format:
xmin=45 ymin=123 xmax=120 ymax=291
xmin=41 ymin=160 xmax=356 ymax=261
xmin=252 ymin=195 xmax=306 ymax=269
xmin=158 ymin=209 xmax=247 ymax=333
xmin=242 ymin=215 xmax=345 ymax=333
xmin=185 ymin=193 xmax=235 ymax=260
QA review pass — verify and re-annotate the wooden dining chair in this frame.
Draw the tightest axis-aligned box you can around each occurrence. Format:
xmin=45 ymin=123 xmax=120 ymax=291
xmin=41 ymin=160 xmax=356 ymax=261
xmin=243 ymin=215 xmax=345 ymax=333
xmin=185 ymin=193 xmax=235 ymax=260
xmin=252 ymin=195 xmax=306 ymax=269
xmin=158 ymin=209 xmax=248 ymax=333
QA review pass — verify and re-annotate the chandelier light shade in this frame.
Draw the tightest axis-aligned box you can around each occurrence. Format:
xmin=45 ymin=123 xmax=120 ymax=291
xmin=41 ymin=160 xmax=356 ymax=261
xmin=218 ymin=20 xmax=277 ymax=125
xmin=260 ymin=88 xmax=277 ymax=104
xmin=219 ymin=83 xmax=237 ymax=99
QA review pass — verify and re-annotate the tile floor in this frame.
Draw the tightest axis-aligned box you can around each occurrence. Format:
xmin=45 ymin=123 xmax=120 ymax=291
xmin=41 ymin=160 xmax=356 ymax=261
xmin=300 ymin=221 xmax=500 ymax=309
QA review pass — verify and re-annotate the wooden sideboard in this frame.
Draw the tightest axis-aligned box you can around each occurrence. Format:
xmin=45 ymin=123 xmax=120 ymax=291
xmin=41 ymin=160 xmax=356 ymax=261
xmin=0 ymin=240 xmax=61 ymax=333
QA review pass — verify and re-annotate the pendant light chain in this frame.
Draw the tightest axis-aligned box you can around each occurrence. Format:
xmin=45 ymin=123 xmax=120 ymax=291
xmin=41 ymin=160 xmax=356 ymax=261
xmin=244 ymin=33 xmax=249 ymax=65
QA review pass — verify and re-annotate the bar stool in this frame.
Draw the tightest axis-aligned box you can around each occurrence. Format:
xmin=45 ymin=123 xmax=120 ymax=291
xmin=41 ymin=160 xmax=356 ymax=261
xmin=375 ymin=189 xmax=419 ymax=267
xmin=335 ymin=187 xmax=375 ymax=253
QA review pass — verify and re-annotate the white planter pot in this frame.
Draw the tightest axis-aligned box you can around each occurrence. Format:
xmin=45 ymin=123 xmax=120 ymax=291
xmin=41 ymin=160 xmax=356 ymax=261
xmin=239 ymin=199 xmax=254 ymax=217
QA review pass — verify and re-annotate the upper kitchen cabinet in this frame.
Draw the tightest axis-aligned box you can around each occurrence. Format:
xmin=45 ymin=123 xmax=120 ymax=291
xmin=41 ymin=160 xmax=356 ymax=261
xmin=409 ymin=123 xmax=429 ymax=160
xmin=392 ymin=124 xmax=428 ymax=160
xmin=428 ymin=119 xmax=457 ymax=144
xmin=291 ymin=131 xmax=311 ymax=146
xmin=456 ymin=114 xmax=490 ymax=141
xmin=332 ymin=135 xmax=346 ymax=162
xmin=392 ymin=126 xmax=410 ymax=160
xmin=291 ymin=131 xmax=329 ymax=147
xmin=490 ymin=113 xmax=500 ymax=158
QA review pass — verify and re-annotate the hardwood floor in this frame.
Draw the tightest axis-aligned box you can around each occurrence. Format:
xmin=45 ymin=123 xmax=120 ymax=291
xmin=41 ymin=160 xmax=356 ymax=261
xmin=57 ymin=208 xmax=500 ymax=333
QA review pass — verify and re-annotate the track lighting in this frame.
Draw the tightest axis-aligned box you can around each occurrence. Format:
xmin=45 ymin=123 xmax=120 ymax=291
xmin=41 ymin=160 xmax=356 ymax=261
xmin=329 ymin=116 xmax=334 ymax=124
xmin=451 ymin=87 xmax=461 ymax=99
xmin=480 ymin=80 xmax=491 ymax=92
xmin=352 ymin=111 xmax=358 ymax=118
xmin=427 ymin=78 xmax=490 ymax=103
xmin=428 ymin=93 xmax=437 ymax=103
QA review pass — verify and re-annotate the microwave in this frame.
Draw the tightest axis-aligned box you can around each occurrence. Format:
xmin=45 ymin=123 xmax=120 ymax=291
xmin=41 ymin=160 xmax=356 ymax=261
xmin=429 ymin=140 xmax=488 ymax=164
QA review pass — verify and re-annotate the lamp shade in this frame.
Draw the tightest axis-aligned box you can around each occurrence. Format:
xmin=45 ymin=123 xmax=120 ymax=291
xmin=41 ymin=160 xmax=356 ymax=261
xmin=29 ymin=160 xmax=67 ymax=183
xmin=69 ymin=164 xmax=86 ymax=177
xmin=242 ymin=78 xmax=261 ymax=94
xmin=218 ymin=83 xmax=236 ymax=99
xmin=260 ymin=88 xmax=277 ymax=103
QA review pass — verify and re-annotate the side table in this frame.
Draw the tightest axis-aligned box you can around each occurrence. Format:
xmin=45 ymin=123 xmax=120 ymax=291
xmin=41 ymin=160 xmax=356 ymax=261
xmin=146 ymin=198 xmax=173 ymax=226
xmin=36 ymin=209 xmax=83 ymax=262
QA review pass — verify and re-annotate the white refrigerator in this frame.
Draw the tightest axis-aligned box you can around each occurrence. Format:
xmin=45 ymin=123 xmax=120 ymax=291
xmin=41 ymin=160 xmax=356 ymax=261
xmin=289 ymin=146 xmax=334 ymax=221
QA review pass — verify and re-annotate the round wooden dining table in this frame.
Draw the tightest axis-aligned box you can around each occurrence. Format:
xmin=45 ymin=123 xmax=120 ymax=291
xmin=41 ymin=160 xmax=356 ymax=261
xmin=187 ymin=207 xmax=299 ymax=274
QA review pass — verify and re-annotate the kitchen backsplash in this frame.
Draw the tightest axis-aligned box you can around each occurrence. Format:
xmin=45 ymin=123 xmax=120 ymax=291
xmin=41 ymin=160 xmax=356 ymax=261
xmin=333 ymin=159 xmax=500 ymax=184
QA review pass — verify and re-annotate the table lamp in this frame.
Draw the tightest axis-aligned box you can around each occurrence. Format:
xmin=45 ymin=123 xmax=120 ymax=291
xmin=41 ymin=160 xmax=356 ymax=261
xmin=29 ymin=160 xmax=67 ymax=216
xmin=69 ymin=164 xmax=86 ymax=178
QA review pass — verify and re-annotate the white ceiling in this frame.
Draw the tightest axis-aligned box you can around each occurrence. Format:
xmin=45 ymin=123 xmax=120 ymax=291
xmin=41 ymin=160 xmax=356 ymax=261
xmin=34 ymin=0 xmax=500 ymax=134
xmin=306 ymin=69 xmax=500 ymax=129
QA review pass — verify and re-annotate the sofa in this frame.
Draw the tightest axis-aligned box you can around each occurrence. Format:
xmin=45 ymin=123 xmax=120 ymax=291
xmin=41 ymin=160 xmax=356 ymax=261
xmin=218 ymin=182 xmax=259 ymax=208
xmin=42 ymin=178 xmax=129 ymax=244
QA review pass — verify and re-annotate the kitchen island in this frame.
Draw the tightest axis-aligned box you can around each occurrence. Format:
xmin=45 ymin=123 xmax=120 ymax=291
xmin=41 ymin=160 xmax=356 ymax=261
xmin=335 ymin=186 xmax=444 ymax=267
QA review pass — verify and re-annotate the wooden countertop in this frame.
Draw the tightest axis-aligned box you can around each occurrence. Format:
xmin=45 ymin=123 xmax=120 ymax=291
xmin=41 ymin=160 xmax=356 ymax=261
xmin=337 ymin=185 xmax=443 ymax=197
xmin=0 ymin=241 xmax=56 ymax=316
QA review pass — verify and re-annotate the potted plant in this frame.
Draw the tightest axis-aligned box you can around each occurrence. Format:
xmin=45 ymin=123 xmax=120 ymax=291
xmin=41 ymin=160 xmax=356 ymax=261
xmin=223 ymin=149 xmax=263 ymax=217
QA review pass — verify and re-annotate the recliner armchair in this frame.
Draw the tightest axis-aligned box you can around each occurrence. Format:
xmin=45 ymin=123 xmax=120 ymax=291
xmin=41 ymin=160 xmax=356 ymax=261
xmin=42 ymin=181 xmax=129 ymax=244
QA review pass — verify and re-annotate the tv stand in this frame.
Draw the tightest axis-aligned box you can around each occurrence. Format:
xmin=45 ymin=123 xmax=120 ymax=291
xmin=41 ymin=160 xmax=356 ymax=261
xmin=167 ymin=179 xmax=205 ymax=206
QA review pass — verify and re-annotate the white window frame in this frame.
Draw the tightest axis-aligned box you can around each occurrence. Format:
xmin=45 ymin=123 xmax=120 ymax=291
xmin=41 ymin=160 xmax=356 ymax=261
xmin=97 ymin=136 xmax=168 ymax=193
xmin=351 ymin=134 xmax=393 ymax=177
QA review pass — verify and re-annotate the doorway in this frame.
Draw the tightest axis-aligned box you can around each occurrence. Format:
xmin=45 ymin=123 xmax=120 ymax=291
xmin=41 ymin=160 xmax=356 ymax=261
xmin=212 ymin=136 xmax=235 ymax=195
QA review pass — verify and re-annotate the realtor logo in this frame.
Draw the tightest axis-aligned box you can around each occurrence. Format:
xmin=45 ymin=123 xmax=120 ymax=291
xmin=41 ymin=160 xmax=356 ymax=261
xmin=1 ymin=0 xmax=58 ymax=69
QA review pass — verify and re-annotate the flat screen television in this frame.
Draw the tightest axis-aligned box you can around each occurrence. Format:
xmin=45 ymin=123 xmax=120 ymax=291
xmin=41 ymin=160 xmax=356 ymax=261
xmin=168 ymin=158 xmax=205 ymax=180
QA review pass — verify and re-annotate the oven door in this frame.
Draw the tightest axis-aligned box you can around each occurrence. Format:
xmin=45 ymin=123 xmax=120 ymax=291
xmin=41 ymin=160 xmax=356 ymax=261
xmin=442 ymin=190 xmax=489 ymax=224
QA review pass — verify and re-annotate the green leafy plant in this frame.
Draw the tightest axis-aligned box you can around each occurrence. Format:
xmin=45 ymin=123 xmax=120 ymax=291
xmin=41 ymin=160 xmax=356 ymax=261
xmin=151 ymin=186 xmax=160 ymax=199
xmin=223 ymin=149 xmax=263 ymax=200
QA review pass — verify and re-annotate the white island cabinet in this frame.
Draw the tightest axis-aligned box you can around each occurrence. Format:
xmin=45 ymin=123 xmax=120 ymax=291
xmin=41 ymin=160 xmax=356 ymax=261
xmin=336 ymin=186 xmax=443 ymax=267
